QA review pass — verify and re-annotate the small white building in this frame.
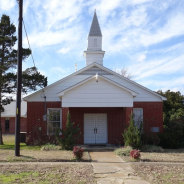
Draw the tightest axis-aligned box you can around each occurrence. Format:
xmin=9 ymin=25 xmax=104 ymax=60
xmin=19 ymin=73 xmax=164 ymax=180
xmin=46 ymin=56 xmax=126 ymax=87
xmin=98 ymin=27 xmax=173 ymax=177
xmin=1 ymin=101 xmax=27 ymax=134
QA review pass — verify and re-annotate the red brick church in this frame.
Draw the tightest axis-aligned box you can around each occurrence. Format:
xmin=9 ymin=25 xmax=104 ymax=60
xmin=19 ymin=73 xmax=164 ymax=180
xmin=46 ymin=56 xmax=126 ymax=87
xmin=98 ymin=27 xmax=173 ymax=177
xmin=23 ymin=11 xmax=166 ymax=145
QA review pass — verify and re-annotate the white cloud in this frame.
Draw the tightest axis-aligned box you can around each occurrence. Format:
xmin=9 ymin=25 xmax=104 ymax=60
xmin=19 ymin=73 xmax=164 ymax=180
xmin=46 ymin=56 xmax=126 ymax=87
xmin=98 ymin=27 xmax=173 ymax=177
xmin=57 ymin=47 xmax=70 ymax=54
xmin=50 ymin=67 xmax=71 ymax=74
xmin=139 ymin=13 xmax=184 ymax=46
xmin=142 ymin=76 xmax=184 ymax=95
xmin=0 ymin=0 xmax=15 ymax=11
xmin=133 ymin=54 xmax=184 ymax=80
xmin=138 ymin=54 xmax=146 ymax=62
xmin=23 ymin=27 xmax=83 ymax=47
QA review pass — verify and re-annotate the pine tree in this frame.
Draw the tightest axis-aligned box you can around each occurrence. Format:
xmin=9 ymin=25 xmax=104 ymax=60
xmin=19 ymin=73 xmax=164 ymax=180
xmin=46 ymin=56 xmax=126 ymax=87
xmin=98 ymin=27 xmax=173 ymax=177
xmin=55 ymin=112 xmax=80 ymax=150
xmin=0 ymin=14 xmax=47 ymax=144
xmin=123 ymin=113 xmax=142 ymax=149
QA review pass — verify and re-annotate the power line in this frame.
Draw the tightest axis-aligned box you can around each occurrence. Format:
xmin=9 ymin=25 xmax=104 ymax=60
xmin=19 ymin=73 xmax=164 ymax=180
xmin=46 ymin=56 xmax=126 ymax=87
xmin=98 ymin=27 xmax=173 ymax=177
xmin=22 ymin=19 xmax=36 ymax=68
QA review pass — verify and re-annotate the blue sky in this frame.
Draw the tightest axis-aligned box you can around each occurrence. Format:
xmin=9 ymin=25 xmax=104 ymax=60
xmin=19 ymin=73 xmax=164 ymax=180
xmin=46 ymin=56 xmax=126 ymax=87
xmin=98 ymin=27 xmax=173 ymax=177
xmin=1 ymin=0 xmax=184 ymax=95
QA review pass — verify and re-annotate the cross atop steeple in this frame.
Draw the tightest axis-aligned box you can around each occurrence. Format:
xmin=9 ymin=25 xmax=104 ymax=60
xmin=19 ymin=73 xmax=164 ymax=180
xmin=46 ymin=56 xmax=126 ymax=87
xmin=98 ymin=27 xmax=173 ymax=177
xmin=89 ymin=10 xmax=102 ymax=37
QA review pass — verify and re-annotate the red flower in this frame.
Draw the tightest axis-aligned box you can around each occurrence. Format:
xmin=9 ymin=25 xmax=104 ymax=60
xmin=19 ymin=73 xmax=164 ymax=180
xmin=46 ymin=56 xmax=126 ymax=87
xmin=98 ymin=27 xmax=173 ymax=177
xmin=130 ymin=150 xmax=140 ymax=159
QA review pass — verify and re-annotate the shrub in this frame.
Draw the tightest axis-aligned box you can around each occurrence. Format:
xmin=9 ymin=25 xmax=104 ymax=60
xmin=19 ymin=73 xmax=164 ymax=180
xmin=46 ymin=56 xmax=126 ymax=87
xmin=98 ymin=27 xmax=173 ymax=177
xmin=55 ymin=112 xmax=81 ymax=150
xmin=141 ymin=144 xmax=164 ymax=152
xmin=123 ymin=113 xmax=142 ymax=149
xmin=73 ymin=146 xmax=84 ymax=159
xmin=130 ymin=150 xmax=141 ymax=159
xmin=41 ymin=143 xmax=61 ymax=151
xmin=114 ymin=146 xmax=133 ymax=156
xmin=159 ymin=119 xmax=184 ymax=149
xmin=141 ymin=133 xmax=160 ymax=146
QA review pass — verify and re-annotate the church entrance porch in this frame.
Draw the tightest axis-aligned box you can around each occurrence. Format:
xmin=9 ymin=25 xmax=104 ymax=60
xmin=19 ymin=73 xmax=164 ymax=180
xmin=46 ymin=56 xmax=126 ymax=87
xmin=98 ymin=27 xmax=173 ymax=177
xmin=84 ymin=113 xmax=107 ymax=144
xmin=62 ymin=107 xmax=129 ymax=145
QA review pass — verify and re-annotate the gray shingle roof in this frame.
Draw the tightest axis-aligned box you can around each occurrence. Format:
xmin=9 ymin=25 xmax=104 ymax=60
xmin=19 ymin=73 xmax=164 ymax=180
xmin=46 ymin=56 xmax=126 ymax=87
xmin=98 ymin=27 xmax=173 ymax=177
xmin=89 ymin=10 xmax=102 ymax=36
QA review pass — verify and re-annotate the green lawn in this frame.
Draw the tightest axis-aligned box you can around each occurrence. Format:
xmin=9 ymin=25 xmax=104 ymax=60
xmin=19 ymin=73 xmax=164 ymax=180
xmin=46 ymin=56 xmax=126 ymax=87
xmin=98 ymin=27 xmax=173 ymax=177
xmin=0 ymin=135 xmax=41 ymax=150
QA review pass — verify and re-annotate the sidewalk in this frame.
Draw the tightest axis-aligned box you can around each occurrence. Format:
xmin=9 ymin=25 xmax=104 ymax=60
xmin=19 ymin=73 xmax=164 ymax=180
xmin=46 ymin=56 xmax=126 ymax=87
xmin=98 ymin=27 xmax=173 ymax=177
xmin=89 ymin=151 xmax=150 ymax=184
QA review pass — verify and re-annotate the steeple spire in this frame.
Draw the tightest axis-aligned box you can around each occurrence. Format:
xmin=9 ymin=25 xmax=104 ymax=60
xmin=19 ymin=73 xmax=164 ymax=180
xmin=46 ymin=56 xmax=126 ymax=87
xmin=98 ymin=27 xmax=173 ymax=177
xmin=83 ymin=10 xmax=105 ymax=66
xmin=89 ymin=10 xmax=102 ymax=37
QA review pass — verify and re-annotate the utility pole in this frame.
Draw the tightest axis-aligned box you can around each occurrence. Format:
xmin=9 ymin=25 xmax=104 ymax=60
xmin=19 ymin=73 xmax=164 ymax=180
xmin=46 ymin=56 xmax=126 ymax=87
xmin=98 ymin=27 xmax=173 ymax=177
xmin=15 ymin=0 xmax=23 ymax=156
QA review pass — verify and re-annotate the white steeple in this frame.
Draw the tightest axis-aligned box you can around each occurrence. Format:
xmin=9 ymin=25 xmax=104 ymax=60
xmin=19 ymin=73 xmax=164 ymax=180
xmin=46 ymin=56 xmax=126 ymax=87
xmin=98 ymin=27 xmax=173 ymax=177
xmin=83 ymin=10 xmax=105 ymax=66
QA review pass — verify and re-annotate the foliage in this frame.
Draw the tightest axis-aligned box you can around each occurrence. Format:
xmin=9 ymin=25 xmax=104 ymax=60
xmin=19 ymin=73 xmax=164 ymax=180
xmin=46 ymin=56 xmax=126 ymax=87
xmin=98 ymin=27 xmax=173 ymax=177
xmin=73 ymin=146 xmax=84 ymax=159
xmin=55 ymin=112 xmax=81 ymax=150
xmin=141 ymin=133 xmax=160 ymax=146
xmin=157 ymin=90 xmax=184 ymax=125
xmin=0 ymin=14 xmax=47 ymax=145
xmin=41 ymin=143 xmax=61 ymax=151
xmin=114 ymin=146 xmax=133 ymax=156
xmin=158 ymin=119 xmax=184 ymax=149
xmin=156 ymin=90 xmax=184 ymax=149
xmin=123 ymin=113 xmax=142 ymax=149
xmin=141 ymin=144 xmax=164 ymax=152
xmin=130 ymin=150 xmax=141 ymax=159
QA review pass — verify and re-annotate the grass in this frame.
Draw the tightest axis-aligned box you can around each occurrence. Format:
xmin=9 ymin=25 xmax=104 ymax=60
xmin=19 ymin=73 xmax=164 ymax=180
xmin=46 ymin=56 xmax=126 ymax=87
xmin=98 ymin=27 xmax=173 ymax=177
xmin=0 ymin=171 xmax=39 ymax=183
xmin=0 ymin=164 xmax=95 ymax=184
xmin=0 ymin=135 xmax=41 ymax=150
xmin=114 ymin=145 xmax=184 ymax=163
xmin=132 ymin=164 xmax=184 ymax=184
xmin=0 ymin=135 xmax=90 ymax=162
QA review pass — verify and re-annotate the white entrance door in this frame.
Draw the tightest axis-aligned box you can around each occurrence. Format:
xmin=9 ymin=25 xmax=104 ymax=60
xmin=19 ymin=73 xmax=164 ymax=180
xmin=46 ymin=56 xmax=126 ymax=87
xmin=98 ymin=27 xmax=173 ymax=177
xmin=84 ymin=114 xmax=107 ymax=144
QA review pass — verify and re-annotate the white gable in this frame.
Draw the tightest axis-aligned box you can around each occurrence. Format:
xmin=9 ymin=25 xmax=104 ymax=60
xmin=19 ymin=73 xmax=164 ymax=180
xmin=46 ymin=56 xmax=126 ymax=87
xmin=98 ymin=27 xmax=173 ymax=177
xmin=24 ymin=75 xmax=91 ymax=102
xmin=24 ymin=63 xmax=166 ymax=103
xmin=104 ymin=75 xmax=162 ymax=102
xmin=60 ymin=76 xmax=134 ymax=107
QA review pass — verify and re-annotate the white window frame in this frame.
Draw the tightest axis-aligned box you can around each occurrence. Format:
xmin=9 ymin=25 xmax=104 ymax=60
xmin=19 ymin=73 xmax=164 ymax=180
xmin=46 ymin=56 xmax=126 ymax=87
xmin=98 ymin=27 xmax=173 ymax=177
xmin=133 ymin=108 xmax=143 ymax=132
xmin=47 ymin=108 xmax=62 ymax=135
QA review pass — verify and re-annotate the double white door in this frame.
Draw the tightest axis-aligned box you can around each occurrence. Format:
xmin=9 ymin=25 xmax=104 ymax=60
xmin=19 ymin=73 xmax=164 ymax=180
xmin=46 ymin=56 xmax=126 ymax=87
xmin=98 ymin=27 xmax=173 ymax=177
xmin=84 ymin=114 xmax=107 ymax=144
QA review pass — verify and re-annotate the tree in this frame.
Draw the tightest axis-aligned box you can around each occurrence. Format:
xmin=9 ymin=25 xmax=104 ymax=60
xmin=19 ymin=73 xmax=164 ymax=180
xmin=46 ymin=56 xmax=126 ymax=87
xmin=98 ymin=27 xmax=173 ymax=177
xmin=55 ymin=112 xmax=80 ymax=150
xmin=114 ymin=67 xmax=133 ymax=79
xmin=157 ymin=90 xmax=184 ymax=125
xmin=0 ymin=14 xmax=47 ymax=144
xmin=123 ymin=113 xmax=142 ymax=149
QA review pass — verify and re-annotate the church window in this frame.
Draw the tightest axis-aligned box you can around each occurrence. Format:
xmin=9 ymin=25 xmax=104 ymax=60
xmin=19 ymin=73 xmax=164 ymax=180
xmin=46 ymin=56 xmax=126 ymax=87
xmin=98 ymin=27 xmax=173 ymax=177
xmin=5 ymin=118 xmax=10 ymax=131
xmin=47 ymin=109 xmax=61 ymax=134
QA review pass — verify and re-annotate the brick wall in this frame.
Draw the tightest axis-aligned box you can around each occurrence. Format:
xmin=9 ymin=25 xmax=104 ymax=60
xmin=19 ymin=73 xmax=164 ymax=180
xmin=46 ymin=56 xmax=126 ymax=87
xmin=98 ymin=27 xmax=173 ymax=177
xmin=26 ymin=101 xmax=163 ymax=145
xmin=133 ymin=102 xmax=163 ymax=133
xmin=68 ymin=107 xmax=125 ymax=144
xmin=27 ymin=101 xmax=61 ymax=144
xmin=1 ymin=117 xmax=27 ymax=134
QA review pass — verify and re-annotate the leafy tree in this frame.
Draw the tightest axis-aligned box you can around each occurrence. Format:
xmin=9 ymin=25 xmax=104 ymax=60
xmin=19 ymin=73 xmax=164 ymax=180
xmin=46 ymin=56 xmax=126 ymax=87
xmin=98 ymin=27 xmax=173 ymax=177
xmin=157 ymin=90 xmax=184 ymax=125
xmin=55 ymin=112 xmax=80 ymax=150
xmin=123 ymin=113 xmax=142 ymax=149
xmin=0 ymin=14 xmax=47 ymax=144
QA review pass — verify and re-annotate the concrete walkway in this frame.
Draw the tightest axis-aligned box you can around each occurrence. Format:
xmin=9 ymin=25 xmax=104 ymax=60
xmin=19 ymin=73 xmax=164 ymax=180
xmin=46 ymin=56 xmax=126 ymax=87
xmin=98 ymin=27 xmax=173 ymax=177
xmin=89 ymin=151 xmax=150 ymax=184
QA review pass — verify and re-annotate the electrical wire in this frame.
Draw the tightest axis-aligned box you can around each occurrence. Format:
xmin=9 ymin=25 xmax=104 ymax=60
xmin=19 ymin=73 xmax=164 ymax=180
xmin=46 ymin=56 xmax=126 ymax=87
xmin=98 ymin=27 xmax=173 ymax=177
xmin=22 ymin=19 xmax=36 ymax=68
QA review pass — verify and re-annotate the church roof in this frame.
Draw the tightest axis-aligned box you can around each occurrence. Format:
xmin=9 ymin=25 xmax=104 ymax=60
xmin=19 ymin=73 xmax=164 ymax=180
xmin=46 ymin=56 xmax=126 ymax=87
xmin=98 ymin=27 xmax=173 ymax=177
xmin=89 ymin=10 xmax=102 ymax=37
